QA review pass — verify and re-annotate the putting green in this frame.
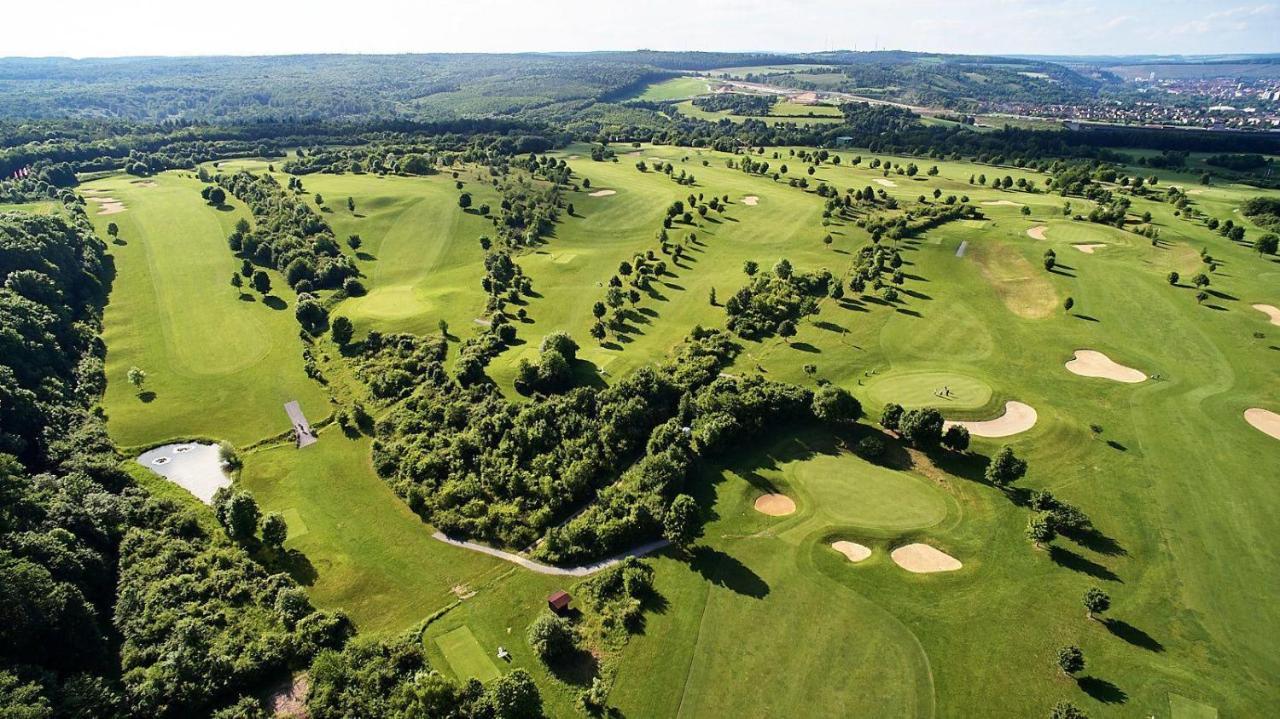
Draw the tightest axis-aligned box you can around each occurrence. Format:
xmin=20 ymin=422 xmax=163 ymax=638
xmin=435 ymin=625 xmax=502 ymax=682
xmin=792 ymin=454 xmax=949 ymax=530
xmin=864 ymin=369 xmax=994 ymax=412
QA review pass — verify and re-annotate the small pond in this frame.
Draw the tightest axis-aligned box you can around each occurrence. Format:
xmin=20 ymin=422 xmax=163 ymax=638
xmin=137 ymin=442 xmax=231 ymax=504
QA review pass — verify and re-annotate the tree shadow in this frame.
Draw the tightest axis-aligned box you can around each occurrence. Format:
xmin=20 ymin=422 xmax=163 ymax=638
xmin=263 ymin=296 xmax=288 ymax=311
xmin=896 ymin=308 xmax=923 ymax=317
xmin=813 ymin=320 xmax=846 ymax=333
xmin=1103 ymin=618 xmax=1163 ymax=652
xmin=789 ymin=342 xmax=820 ymax=353
xmin=689 ymin=547 xmax=769 ymax=599
xmin=547 ymin=646 xmax=599 ymax=688
xmin=112 ymin=238 xmax=127 ymax=246
xmin=356 ymin=251 xmax=377 ymax=262
xmin=138 ymin=391 xmax=156 ymax=403
xmin=1077 ymin=676 xmax=1127 ymax=705
xmin=1106 ymin=440 xmax=1127 ymax=451
xmin=279 ymin=549 xmax=318 ymax=586
xmin=1049 ymin=545 xmax=1121 ymax=582
xmin=1073 ymin=314 xmax=1100 ymax=322
xmin=1065 ymin=526 xmax=1126 ymax=557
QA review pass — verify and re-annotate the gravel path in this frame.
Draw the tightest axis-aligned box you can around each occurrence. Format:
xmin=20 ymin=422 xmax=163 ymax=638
xmin=431 ymin=532 xmax=669 ymax=576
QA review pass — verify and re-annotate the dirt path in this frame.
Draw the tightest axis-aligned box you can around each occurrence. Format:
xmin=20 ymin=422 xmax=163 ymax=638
xmin=430 ymin=532 xmax=669 ymax=576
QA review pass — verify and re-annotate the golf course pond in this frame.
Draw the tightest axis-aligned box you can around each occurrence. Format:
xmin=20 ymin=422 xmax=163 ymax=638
xmin=137 ymin=442 xmax=231 ymax=504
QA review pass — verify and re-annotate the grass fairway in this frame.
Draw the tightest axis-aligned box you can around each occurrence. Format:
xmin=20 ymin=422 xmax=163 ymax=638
xmin=435 ymin=626 xmax=503 ymax=682
xmin=240 ymin=429 xmax=506 ymax=634
xmin=296 ymin=172 xmax=500 ymax=336
xmin=84 ymin=172 xmax=328 ymax=447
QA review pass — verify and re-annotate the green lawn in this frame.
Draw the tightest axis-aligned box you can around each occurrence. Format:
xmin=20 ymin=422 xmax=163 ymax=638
xmin=435 ymin=626 xmax=503 ymax=682
xmin=84 ymin=172 xmax=329 ymax=447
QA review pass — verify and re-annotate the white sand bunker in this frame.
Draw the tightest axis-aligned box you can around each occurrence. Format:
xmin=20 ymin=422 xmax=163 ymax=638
xmin=87 ymin=196 xmax=126 ymax=215
xmin=1065 ymin=350 xmax=1146 ymax=383
xmin=1244 ymin=408 xmax=1280 ymax=440
xmin=1026 ymin=225 xmax=1048 ymax=240
xmin=891 ymin=543 xmax=962 ymax=573
xmin=130 ymin=180 xmax=158 ymax=188
xmin=1073 ymin=243 xmax=1106 ymax=254
xmin=742 ymin=195 xmax=759 ymax=206
xmin=873 ymin=178 xmax=897 ymax=187
xmin=1252 ymin=304 xmax=1280 ymax=327
xmin=943 ymin=401 xmax=1037 ymax=438
xmin=832 ymin=541 xmax=871 ymax=563
xmin=984 ymin=199 xmax=1025 ymax=207
xmin=754 ymin=493 xmax=796 ymax=516
xmin=588 ymin=189 xmax=616 ymax=197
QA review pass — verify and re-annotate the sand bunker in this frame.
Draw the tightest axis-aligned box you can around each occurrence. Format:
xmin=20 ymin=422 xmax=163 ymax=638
xmin=983 ymin=199 xmax=1025 ymax=207
xmin=831 ymin=541 xmax=871 ymax=563
xmin=87 ymin=195 xmax=126 ymax=215
xmin=943 ymin=401 xmax=1037 ymax=438
xmin=130 ymin=180 xmax=158 ymax=188
xmin=1244 ymin=408 xmax=1280 ymax=440
xmin=891 ymin=543 xmax=962 ymax=573
xmin=754 ymin=493 xmax=796 ymax=516
xmin=137 ymin=443 xmax=230 ymax=504
xmin=1073 ymin=243 xmax=1106 ymax=254
xmin=873 ymin=178 xmax=897 ymax=187
xmin=588 ymin=189 xmax=616 ymax=197
xmin=742 ymin=195 xmax=759 ymax=206
xmin=1065 ymin=350 xmax=1146 ymax=383
xmin=1252 ymin=303 xmax=1280 ymax=327
xmin=1026 ymin=225 xmax=1048 ymax=240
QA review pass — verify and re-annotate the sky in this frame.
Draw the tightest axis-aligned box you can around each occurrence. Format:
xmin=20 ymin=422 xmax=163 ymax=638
xmin=4 ymin=0 xmax=1278 ymax=58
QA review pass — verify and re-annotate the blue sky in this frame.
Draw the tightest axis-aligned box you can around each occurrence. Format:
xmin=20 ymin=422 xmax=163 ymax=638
xmin=5 ymin=0 xmax=1277 ymax=58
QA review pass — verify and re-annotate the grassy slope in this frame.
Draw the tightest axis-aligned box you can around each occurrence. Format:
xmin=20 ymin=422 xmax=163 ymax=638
xmin=634 ymin=76 xmax=711 ymax=101
xmin=84 ymin=172 xmax=329 ymax=447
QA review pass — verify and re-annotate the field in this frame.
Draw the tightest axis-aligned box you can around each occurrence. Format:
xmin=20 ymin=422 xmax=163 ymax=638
xmin=97 ymin=141 xmax=1280 ymax=717
xmin=631 ymin=76 xmax=711 ymax=101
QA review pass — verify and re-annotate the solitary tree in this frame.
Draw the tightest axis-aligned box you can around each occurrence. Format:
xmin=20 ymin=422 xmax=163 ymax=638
xmin=331 ymin=316 xmax=354 ymax=346
xmin=347 ymin=234 xmax=362 ymax=251
xmin=230 ymin=273 xmax=243 ymax=292
xmin=1083 ymin=587 xmax=1111 ymax=620
xmin=127 ymin=366 xmax=147 ymax=394
xmin=347 ymin=196 xmax=355 ymax=213
xmin=252 ymin=270 xmax=271 ymax=295
xmin=107 ymin=222 xmax=119 ymax=238
xmin=526 ymin=614 xmax=575 ymax=664
xmin=208 ymin=187 xmax=226 ymax=206
xmin=458 ymin=192 xmax=472 ymax=209
xmin=1027 ymin=513 xmax=1056 ymax=548
xmin=880 ymin=402 xmax=904 ymax=431
xmin=261 ymin=512 xmax=288 ymax=551
xmin=213 ymin=489 xmax=261 ymax=544
xmin=1044 ymin=255 xmax=1057 ymax=271
xmin=985 ymin=445 xmax=1028 ymax=487
xmin=1167 ymin=271 xmax=1179 ymax=286
xmin=1055 ymin=646 xmax=1085 ymax=677
xmin=663 ymin=494 xmax=702 ymax=551
xmin=942 ymin=425 xmax=970 ymax=452
xmin=1063 ymin=296 xmax=1075 ymax=313
xmin=777 ymin=319 xmax=797 ymax=343
xmin=314 ymin=193 xmax=324 ymax=207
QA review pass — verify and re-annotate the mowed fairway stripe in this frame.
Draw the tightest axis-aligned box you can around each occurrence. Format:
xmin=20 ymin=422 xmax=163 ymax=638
xmin=89 ymin=171 xmax=328 ymax=446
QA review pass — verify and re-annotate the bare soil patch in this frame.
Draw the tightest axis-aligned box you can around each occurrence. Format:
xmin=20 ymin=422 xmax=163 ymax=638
xmin=873 ymin=178 xmax=897 ymax=187
xmin=1025 ymin=225 xmax=1048 ymax=240
xmin=891 ymin=543 xmax=961 ymax=573
xmin=831 ymin=541 xmax=871 ymax=562
xmin=943 ymin=401 xmax=1037 ymax=438
xmin=1073 ymin=243 xmax=1106 ymax=254
xmin=984 ymin=199 xmax=1025 ymax=207
xmin=753 ymin=493 xmax=796 ymax=516
xmin=588 ymin=189 xmax=617 ymax=197
xmin=741 ymin=195 xmax=759 ymax=206
xmin=266 ymin=672 xmax=309 ymax=718
xmin=1065 ymin=350 xmax=1146 ymax=383
xmin=1244 ymin=408 xmax=1280 ymax=440
xmin=1252 ymin=303 xmax=1280 ymax=327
